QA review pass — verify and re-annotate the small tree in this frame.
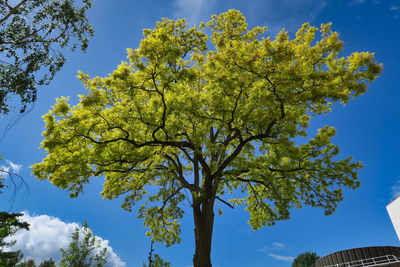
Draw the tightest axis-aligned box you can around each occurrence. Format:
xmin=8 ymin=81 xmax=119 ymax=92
xmin=33 ymin=10 xmax=382 ymax=267
xmin=16 ymin=258 xmax=57 ymax=267
xmin=292 ymin=252 xmax=320 ymax=267
xmin=0 ymin=212 xmax=29 ymax=266
xmin=38 ymin=258 xmax=56 ymax=267
xmin=15 ymin=258 xmax=57 ymax=267
xmin=16 ymin=258 xmax=36 ymax=267
xmin=142 ymin=241 xmax=170 ymax=267
xmin=59 ymin=221 xmax=107 ymax=267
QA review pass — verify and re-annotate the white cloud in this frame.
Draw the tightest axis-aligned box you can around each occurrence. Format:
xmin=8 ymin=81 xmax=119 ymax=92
xmin=257 ymin=242 xmax=286 ymax=253
xmin=0 ymin=160 xmax=28 ymax=208
xmin=268 ymin=253 xmax=295 ymax=262
xmin=173 ymin=0 xmax=215 ymax=25
xmin=0 ymin=160 xmax=22 ymax=178
xmin=391 ymin=179 xmax=400 ymax=199
xmin=6 ymin=212 xmax=125 ymax=267
xmin=272 ymin=242 xmax=284 ymax=248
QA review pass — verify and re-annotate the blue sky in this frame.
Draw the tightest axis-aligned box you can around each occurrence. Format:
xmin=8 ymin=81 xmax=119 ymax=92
xmin=0 ymin=0 xmax=399 ymax=266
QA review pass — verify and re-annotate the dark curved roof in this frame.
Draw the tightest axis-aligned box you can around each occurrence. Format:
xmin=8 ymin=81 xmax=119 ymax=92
xmin=316 ymin=246 xmax=400 ymax=267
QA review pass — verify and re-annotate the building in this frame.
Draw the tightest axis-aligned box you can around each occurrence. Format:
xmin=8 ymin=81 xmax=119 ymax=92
xmin=314 ymin=197 xmax=400 ymax=266
xmin=315 ymin=246 xmax=400 ymax=267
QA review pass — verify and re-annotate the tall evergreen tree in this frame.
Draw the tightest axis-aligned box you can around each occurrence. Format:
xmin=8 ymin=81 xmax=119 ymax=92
xmin=0 ymin=212 xmax=29 ymax=266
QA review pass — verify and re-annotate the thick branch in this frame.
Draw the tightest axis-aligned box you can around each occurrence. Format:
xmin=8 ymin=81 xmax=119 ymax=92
xmin=0 ymin=0 xmax=28 ymax=24
xmin=164 ymin=154 xmax=194 ymax=191
xmin=212 ymin=118 xmax=277 ymax=181
xmin=81 ymin=133 xmax=194 ymax=150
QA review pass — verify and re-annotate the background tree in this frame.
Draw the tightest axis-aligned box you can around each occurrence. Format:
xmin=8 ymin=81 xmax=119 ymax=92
xmin=142 ymin=241 xmax=170 ymax=267
xmin=0 ymin=0 xmax=94 ymax=114
xmin=16 ymin=258 xmax=57 ymax=267
xmin=17 ymin=258 xmax=36 ymax=267
xmin=32 ymin=10 xmax=382 ymax=267
xmin=292 ymin=251 xmax=320 ymax=267
xmin=144 ymin=254 xmax=171 ymax=267
xmin=59 ymin=221 xmax=107 ymax=267
xmin=38 ymin=258 xmax=56 ymax=267
xmin=0 ymin=212 xmax=29 ymax=266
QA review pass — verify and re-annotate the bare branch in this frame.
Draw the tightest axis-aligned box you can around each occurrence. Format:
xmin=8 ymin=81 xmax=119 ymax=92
xmin=215 ymin=196 xmax=234 ymax=209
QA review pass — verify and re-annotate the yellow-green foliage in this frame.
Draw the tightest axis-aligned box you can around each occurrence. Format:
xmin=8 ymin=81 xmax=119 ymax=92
xmin=32 ymin=10 xmax=381 ymax=245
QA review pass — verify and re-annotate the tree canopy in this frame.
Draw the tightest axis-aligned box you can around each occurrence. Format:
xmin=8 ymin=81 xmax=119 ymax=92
xmin=143 ymin=254 xmax=171 ymax=267
xmin=0 ymin=0 xmax=93 ymax=114
xmin=15 ymin=258 xmax=56 ymax=267
xmin=292 ymin=251 xmax=320 ymax=267
xmin=59 ymin=221 xmax=107 ymax=267
xmin=143 ymin=241 xmax=170 ymax=267
xmin=0 ymin=212 xmax=29 ymax=266
xmin=32 ymin=9 xmax=381 ymax=267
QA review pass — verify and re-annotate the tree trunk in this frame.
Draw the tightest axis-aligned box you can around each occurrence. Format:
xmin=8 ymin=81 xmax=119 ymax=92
xmin=193 ymin=198 xmax=215 ymax=267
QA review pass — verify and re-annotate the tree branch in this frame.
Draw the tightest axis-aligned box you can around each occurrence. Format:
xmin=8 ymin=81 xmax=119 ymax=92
xmin=215 ymin=196 xmax=233 ymax=209
xmin=212 ymin=118 xmax=277 ymax=180
xmin=164 ymin=154 xmax=194 ymax=191
xmin=0 ymin=0 xmax=28 ymax=24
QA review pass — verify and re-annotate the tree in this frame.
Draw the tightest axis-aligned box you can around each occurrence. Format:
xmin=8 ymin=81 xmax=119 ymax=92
xmin=38 ymin=258 xmax=56 ymax=267
xmin=0 ymin=0 xmax=94 ymax=114
xmin=142 ymin=241 xmax=170 ymax=267
xmin=16 ymin=258 xmax=57 ymax=267
xmin=17 ymin=258 xmax=36 ymax=267
xmin=59 ymin=221 xmax=107 ymax=267
xmin=0 ymin=212 xmax=29 ymax=266
xmin=143 ymin=254 xmax=171 ymax=267
xmin=292 ymin=252 xmax=320 ymax=267
xmin=32 ymin=10 xmax=382 ymax=267
xmin=0 ymin=162 xmax=29 ymax=266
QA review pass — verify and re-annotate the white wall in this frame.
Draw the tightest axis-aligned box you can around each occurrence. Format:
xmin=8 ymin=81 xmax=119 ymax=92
xmin=387 ymin=197 xmax=400 ymax=241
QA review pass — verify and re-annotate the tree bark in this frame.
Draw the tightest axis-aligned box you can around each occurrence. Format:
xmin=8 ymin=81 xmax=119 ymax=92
xmin=193 ymin=198 xmax=215 ymax=267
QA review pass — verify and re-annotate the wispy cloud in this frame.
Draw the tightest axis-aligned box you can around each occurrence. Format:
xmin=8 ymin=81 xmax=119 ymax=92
xmin=0 ymin=159 xmax=28 ymax=208
xmin=349 ymin=0 xmax=366 ymax=6
xmin=6 ymin=212 xmax=125 ymax=267
xmin=259 ymin=242 xmax=294 ymax=262
xmin=173 ymin=0 xmax=215 ymax=25
xmin=172 ymin=0 xmax=328 ymax=36
xmin=238 ymin=0 xmax=328 ymax=35
xmin=257 ymin=242 xmax=286 ymax=253
xmin=391 ymin=179 xmax=400 ymax=199
xmin=390 ymin=4 xmax=400 ymax=18
xmin=0 ymin=160 xmax=22 ymax=178
xmin=237 ymin=227 xmax=253 ymax=235
xmin=268 ymin=253 xmax=295 ymax=262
